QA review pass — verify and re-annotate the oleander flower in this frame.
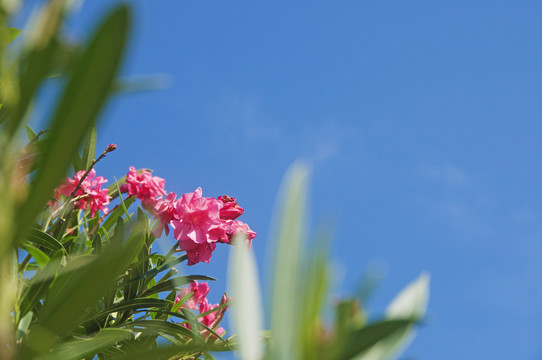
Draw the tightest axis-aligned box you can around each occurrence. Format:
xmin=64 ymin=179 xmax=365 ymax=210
xmin=181 ymin=293 xmax=230 ymax=340
xmin=175 ymin=281 xmax=210 ymax=310
xmin=171 ymin=188 xmax=225 ymax=265
xmin=52 ymin=168 xmax=111 ymax=217
xmin=150 ymin=192 xmax=178 ymax=237
xmin=217 ymin=195 xmax=244 ymax=220
xmin=120 ymin=166 xmax=166 ymax=207
xmin=221 ymin=220 xmax=257 ymax=247
xmin=199 ymin=294 xmax=230 ymax=339
xmin=182 ymin=240 xmax=217 ymax=266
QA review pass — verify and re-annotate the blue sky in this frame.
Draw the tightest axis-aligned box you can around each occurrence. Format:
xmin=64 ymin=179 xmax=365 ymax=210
xmin=25 ymin=1 xmax=542 ymax=358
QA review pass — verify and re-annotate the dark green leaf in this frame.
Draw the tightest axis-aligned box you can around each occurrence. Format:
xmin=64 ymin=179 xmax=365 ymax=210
xmin=27 ymin=228 xmax=65 ymax=253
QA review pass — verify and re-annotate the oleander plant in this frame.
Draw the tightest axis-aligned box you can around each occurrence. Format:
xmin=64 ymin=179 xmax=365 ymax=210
xmin=0 ymin=1 xmax=430 ymax=360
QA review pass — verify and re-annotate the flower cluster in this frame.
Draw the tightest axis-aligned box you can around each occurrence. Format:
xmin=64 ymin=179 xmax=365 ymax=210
xmin=52 ymin=165 xmax=255 ymax=266
xmin=119 ymin=169 xmax=256 ymax=265
xmin=175 ymin=281 xmax=229 ymax=339
xmin=51 ymin=169 xmax=111 ymax=217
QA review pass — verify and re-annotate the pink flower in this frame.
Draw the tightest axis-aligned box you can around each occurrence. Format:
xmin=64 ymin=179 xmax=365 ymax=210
xmin=52 ymin=169 xmax=111 ymax=217
xmin=150 ymin=192 xmax=178 ymax=237
xmin=181 ymin=292 xmax=230 ymax=340
xmin=175 ymin=281 xmax=210 ymax=310
xmin=120 ymin=166 xmax=166 ymax=207
xmin=171 ymin=188 xmax=225 ymax=265
xmin=199 ymin=294 xmax=230 ymax=339
xmin=217 ymin=195 xmax=244 ymax=220
xmin=221 ymin=220 xmax=257 ymax=247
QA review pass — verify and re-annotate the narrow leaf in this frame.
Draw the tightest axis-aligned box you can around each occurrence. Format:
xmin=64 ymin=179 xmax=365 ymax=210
xmin=228 ymin=234 xmax=263 ymax=360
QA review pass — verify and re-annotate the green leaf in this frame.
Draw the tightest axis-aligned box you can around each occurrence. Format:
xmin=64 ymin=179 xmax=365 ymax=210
xmin=335 ymin=319 xmax=418 ymax=360
xmin=141 ymin=275 xmax=216 ymax=297
xmin=17 ymin=311 xmax=33 ymax=341
xmin=357 ymin=273 xmax=430 ymax=360
xmin=25 ymin=124 xmax=37 ymax=141
xmin=22 ymin=243 xmax=50 ymax=268
xmin=18 ymin=257 xmax=62 ymax=318
xmin=228 ymin=234 xmax=263 ymax=360
xmin=72 ymin=230 xmax=88 ymax=255
xmin=22 ymin=218 xmax=145 ymax=357
xmin=44 ymin=328 xmax=134 ymax=360
xmin=270 ymin=162 xmax=310 ymax=360
xmin=1 ymin=27 xmax=23 ymax=46
xmin=27 ymin=228 xmax=65 ymax=254
xmin=86 ymin=298 xmax=173 ymax=323
xmin=299 ymin=247 xmax=330 ymax=359
xmin=14 ymin=4 xmax=131 ymax=247
xmin=80 ymin=124 xmax=97 ymax=170
xmin=109 ymin=343 xmax=229 ymax=360
xmin=5 ymin=1 xmax=62 ymax=139
xmin=102 ymin=196 xmax=135 ymax=232
xmin=122 ymin=320 xmax=202 ymax=341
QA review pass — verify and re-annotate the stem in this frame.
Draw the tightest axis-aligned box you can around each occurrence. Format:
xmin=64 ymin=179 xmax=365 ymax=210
xmin=70 ymin=146 xmax=113 ymax=197
xmin=18 ymin=253 xmax=32 ymax=274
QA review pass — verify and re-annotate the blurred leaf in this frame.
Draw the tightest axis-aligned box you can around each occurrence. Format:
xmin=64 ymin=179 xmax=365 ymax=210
xmin=110 ymin=343 xmax=229 ymax=360
xmin=44 ymin=328 xmax=134 ymax=360
xmin=80 ymin=124 xmax=96 ymax=170
xmin=15 ymin=4 xmax=131 ymax=247
xmin=1 ymin=27 xmax=22 ymax=46
xmin=270 ymin=162 xmax=309 ymax=360
xmin=228 ymin=234 xmax=263 ymax=360
xmin=299 ymin=247 xmax=330 ymax=359
xmin=386 ymin=273 xmax=430 ymax=319
xmin=25 ymin=124 xmax=36 ymax=141
xmin=16 ymin=310 xmax=33 ymax=341
xmin=18 ymin=257 xmax=62 ymax=318
xmin=335 ymin=319 xmax=418 ymax=360
xmin=356 ymin=273 xmax=430 ymax=360
xmin=5 ymin=0 xmax=63 ymax=139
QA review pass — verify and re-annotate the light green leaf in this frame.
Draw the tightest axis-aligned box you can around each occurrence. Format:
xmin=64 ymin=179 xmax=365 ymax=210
xmin=22 ymin=243 xmax=50 ymax=268
xmin=270 ymin=162 xmax=309 ymax=360
xmin=228 ymin=234 xmax=263 ymax=360
xmin=1 ymin=27 xmax=23 ymax=46
xmin=16 ymin=311 xmax=33 ymax=341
